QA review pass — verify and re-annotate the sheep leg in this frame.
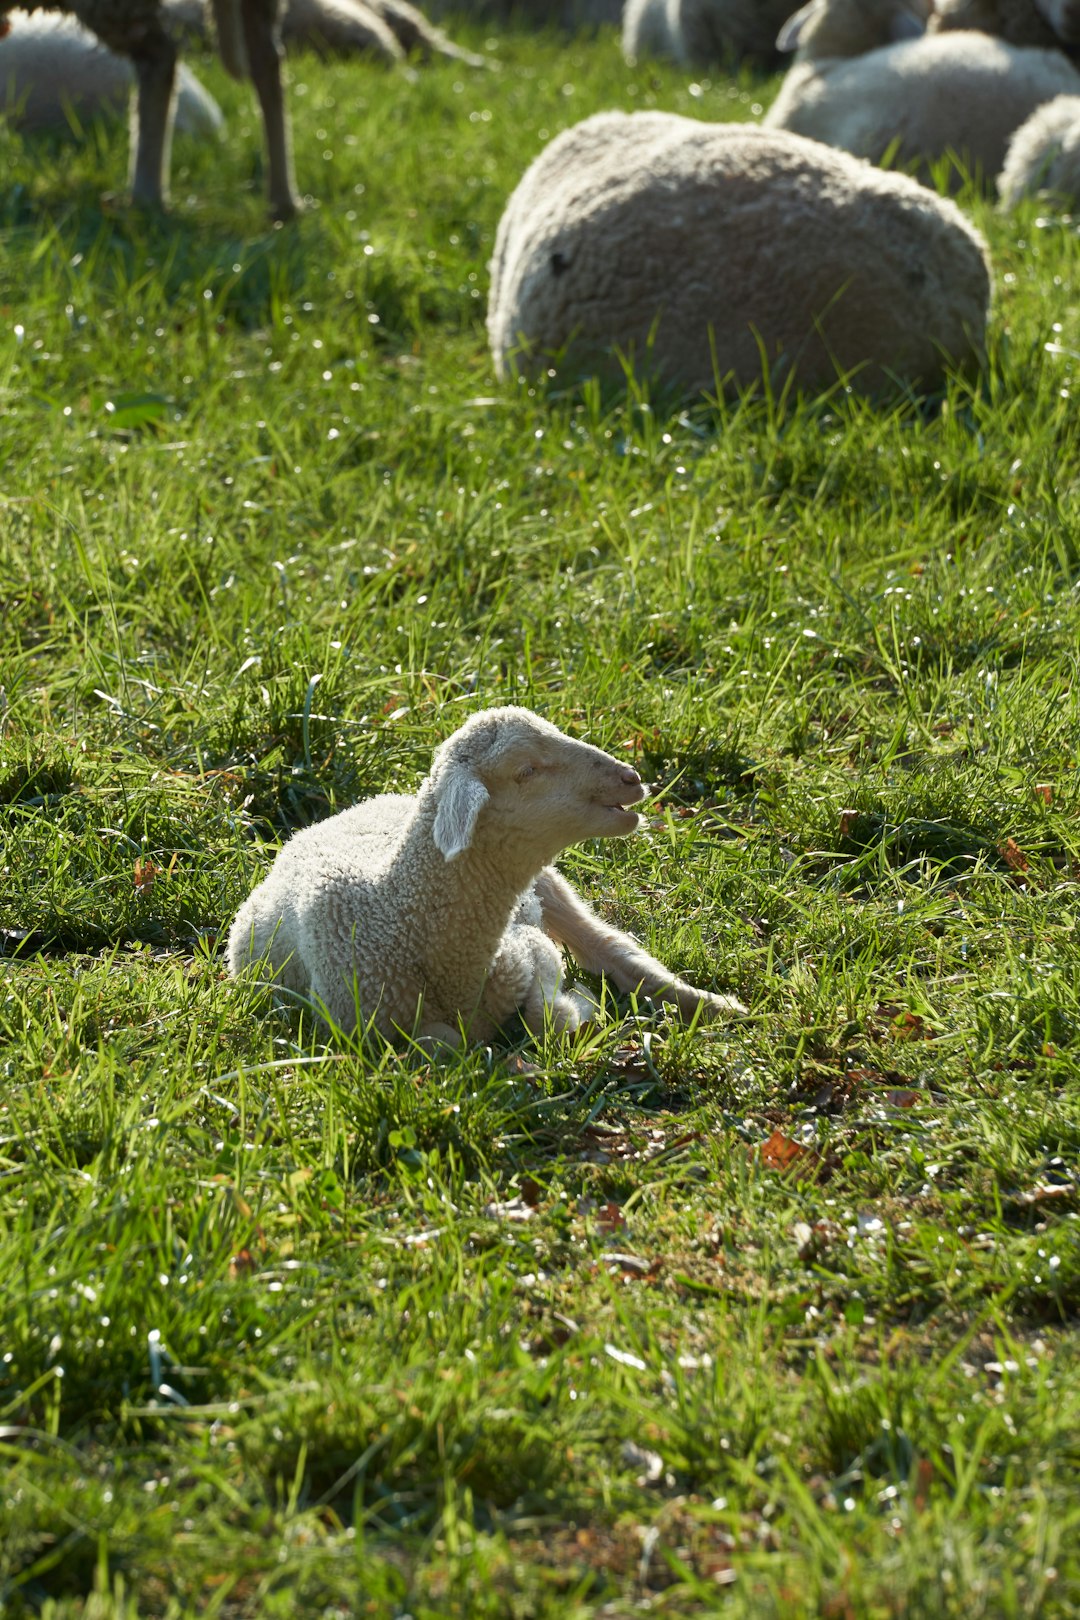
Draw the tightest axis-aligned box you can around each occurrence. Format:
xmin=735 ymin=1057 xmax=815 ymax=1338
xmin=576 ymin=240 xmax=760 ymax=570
xmin=521 ymin=965 xmax=598 ymax=1037
xmin=534 ymin=867 xmax=747 ymax=1021
xmin=128 ymin=35 xmax=179 ymax=208
xmin=239 ymin=0 xmax=301 ymax=221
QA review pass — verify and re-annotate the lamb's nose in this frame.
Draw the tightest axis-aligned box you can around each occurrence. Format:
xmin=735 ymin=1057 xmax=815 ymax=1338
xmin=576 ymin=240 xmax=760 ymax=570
xmin=620 ymin=767 xmax=642 ymax=787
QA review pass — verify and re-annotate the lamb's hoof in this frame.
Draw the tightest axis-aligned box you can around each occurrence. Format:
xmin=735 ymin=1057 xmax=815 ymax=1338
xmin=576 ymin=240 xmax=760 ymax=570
xmin=698 ymin=992 xmax=749 ymax=1021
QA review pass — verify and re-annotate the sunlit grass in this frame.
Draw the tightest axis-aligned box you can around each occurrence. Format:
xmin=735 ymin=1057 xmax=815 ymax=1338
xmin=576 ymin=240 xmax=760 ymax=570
xmin=1 ymin=17 xmax=1080 ymax=1617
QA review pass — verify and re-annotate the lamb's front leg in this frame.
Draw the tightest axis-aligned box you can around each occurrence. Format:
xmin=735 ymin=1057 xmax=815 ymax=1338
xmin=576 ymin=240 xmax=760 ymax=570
xmin=482 ymin=925 xmax=595 ymax=1037
xmin=129 ymin=33 xmax=179 ymax=208
xmin=240 ymin=0 xmax=301 ymax=220
xmin=534 ymin=867 xmax=747 ymax=1020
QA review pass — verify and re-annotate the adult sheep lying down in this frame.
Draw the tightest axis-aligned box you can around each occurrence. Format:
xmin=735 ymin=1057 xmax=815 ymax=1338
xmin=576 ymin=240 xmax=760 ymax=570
xmin=487 ymin=112 xmax=991 ymax=398
xmin=764 ymin=0 xmax=1080 ymax=191
xmin=227 ymin=707 xmax=745 ymax=1046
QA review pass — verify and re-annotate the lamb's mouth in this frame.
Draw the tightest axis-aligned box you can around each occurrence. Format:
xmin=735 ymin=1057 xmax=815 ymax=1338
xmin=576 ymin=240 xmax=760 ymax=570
xmin=598 ymin=787 xmax=649 ymax=815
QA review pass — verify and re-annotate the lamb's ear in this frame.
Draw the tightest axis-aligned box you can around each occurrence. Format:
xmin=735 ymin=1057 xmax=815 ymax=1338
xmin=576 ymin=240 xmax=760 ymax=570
xmin=432 ymin=766 xmax=490 ymax=860
xmin=776 ymin=0 xmax=820 ymax=50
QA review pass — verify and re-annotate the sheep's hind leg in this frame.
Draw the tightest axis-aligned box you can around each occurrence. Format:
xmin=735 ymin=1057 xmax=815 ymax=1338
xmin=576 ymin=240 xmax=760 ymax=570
xmin=128 ymin=33 xmax=179 ymax=208
xmin=240 ymin=0 xmax=301 ymax=220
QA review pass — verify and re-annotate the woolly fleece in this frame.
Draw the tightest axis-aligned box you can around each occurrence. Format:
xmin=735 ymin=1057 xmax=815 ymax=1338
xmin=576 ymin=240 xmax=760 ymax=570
xmin=998 ymin=90 xmax=1080 ymax=201
xmin=487 ymin=111 xmax=991 ymax=397
xmin=227 ymin=706 xmax=739 ymax=1042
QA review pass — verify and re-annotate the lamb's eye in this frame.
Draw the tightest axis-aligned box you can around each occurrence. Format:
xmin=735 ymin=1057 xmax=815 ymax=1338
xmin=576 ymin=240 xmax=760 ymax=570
xmin=515 ymin=764 xmax=537 ymax=783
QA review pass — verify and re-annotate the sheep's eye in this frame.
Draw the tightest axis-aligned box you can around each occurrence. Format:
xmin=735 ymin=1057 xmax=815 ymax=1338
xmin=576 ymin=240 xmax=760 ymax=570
xmin=514 ymin=764 xmax=537 ymax=783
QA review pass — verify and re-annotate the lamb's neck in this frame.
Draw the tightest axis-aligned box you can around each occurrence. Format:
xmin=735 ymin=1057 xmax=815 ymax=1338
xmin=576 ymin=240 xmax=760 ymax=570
xmin=393 ymin=803 xmax=548 ymax=954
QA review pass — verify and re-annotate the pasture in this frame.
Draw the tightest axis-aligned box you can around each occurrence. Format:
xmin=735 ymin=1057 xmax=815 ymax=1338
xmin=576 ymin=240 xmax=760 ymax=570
xmin=1 ymin=19 xmax=1079 ymax=1616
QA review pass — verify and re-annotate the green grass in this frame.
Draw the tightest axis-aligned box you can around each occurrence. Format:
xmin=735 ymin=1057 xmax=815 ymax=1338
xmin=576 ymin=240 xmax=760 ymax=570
xmin=2 ymin=18 xmax=1080 ymax=1617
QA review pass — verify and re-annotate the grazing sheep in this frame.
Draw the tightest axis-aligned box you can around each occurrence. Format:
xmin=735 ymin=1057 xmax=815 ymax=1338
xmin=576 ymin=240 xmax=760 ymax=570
xmin=227 ymin=707 xmax=744 ymax=1044
xmin=930 ymin=0 xmax=1080 ymax=54
xmin=0 ymin=9 xmax=223 ymax=135
xmin=0 ymin=0 xmax=300 ymax=217
xmin=765 ymin=0 xmax=1080 ymax=190
xmin=998 ymin=89 xmax=1080 ymax=199
xmin=622 ymin=0 xmax=799 ymax=71
xmin=487 ymin=111 xmax=990 ymax=398
xmin=164 ymin=0 xmax=486 ymax=64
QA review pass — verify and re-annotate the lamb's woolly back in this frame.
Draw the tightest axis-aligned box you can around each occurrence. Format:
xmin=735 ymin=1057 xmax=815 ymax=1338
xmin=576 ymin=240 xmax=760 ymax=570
xmin=227 ymin=706 xmax=741 ymax=1042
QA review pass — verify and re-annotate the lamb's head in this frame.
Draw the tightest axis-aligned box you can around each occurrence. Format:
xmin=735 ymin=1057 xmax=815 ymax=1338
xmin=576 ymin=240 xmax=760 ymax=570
xmin=777 ymin=0 xmax=928 ymax=58
xmin=426 ymin=707 xmax=647 ymax=864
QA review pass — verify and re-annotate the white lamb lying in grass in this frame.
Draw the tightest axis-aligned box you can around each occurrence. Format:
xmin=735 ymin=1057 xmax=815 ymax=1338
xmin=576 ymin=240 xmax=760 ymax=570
xmin=227 ymin=706 xmax=745 ymax=1045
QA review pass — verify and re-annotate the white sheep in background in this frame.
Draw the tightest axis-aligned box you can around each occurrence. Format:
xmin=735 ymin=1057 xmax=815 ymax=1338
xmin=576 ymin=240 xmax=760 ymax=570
xmin=998 ymin=89 xmax=1080 ymax=200
xmin=0 ymin=9 xmax=223 ymax=134
xmin=227 ymin=706 xmax=745 ymax=1045
xmin=765 ymin=0 xmax=1080 ymax=190
xmin=487 ymin=111 xmax=990 ymax=397
xmin=622 ymin=0 xmax=797 ymax=72
xmin=930 ymin=0 xmax=1080 ymax=53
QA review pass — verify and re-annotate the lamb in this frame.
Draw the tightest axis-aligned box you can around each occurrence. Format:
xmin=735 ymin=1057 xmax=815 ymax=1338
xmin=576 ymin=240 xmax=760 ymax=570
xmin=764 ymin=0 xmax=1080 ymax=190
xmin=621 ymin=0 xmax=797 ymax=72
xmin=998 ymin=89 xmax=1080 ymax=200
xmin=0 ymin=0 xmax=300 ymax=218
xmin=487 ymin=111 xmax=990 ymax=398
xmin=0 ymin=9 xmax=223 ymax=135
xmin=226 ymin=706 xmax=745 ymax=1045
xmin=929 ymin=0 xmax=1080 ymax=54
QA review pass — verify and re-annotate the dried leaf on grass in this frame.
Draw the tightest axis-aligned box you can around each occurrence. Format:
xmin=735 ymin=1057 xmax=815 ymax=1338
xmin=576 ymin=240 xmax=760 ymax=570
xmin=999 ymin=837 xmax=1030 ymax=874
xmin=759 ymin=1130 xmax=823 ymax=1180
xmin=133 ymin=857 xmax=159 ymax=897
